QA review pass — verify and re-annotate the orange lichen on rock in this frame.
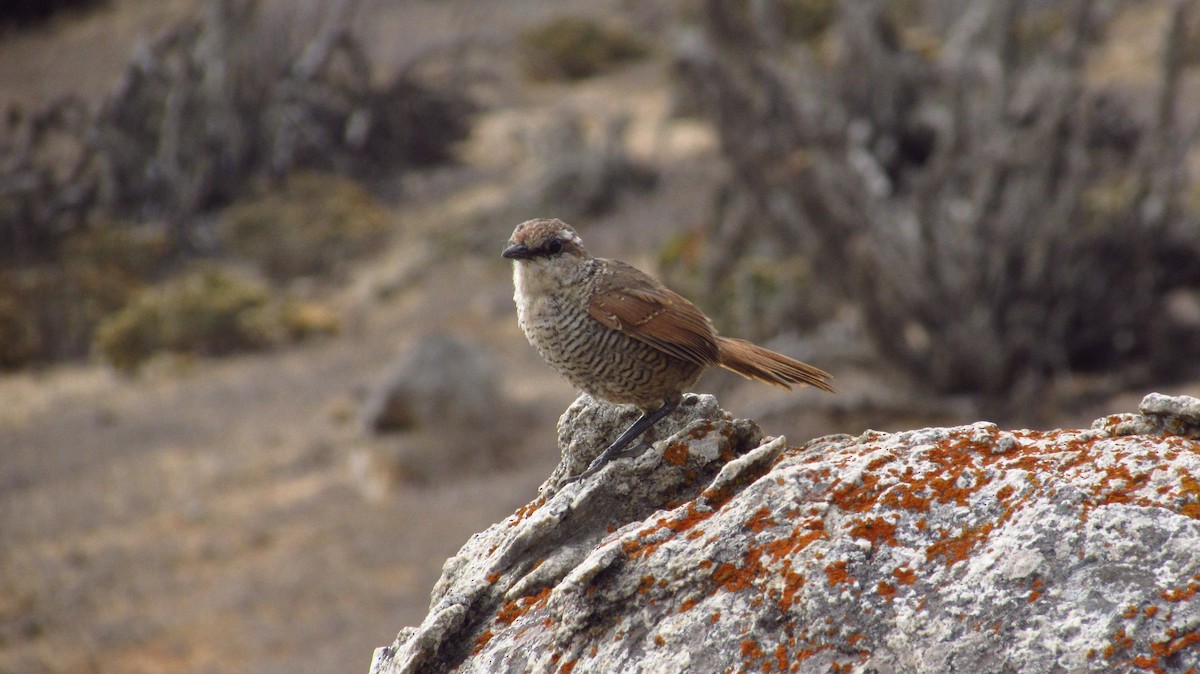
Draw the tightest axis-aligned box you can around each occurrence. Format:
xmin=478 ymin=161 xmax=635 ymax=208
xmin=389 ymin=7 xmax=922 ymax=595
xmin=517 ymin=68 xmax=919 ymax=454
xmin=413 ymin=398 xmax=1200 ymax=674
xmin=778 ymin=562 xmax=807 ymax=611
xmin=510 ymin=495 xmax=548 ymax=526
xmin=623 ymin=502 xmax=717 ymax=559
xmin=1159 ymin=581 xmax=1200 ymax=602
xmin=926 ymin=522 xmax=994 ymax=566
xmin=472 ymin=629 xmax=494 ymax=654
xmin=745 ymin=506 xmax=777 ymax=533
xmin=1180 ymin=472 xmax=1200 ymax=518
xmin=829 ymin=471 xmax=885 ymax=513
xmin=1131 ymin=654 xmax=1158 ymax=669
xmin=773 ymin=643 xmax=789 ymax=671
xmin=848 ymin=516 xmax=898 ymax=547
xmin=762 ymin=518 xmax=825 ymax=562
xmin=495 ymin=587 xmax=552 ymax=626
xmin=880 ymin=485 xmax=931 ymax=512
xmin=1149 ymin=630 xmax=1200 ymax=659
xmin=638 ymin=575 xmax=656 ymax=594
xmin=824 ymin=560 xmax=852 ymax=586
xmin=1028 ymin=579 xmax=1044 ymax=603
xmin=739 ymin=638 xmax=768 ymax=671
xmin=662 ymin=442 xmax=690 ymax=466
xmin=1105 ymin=627 xmax=1135 ymax=659
xmin=712 ymin=561 xmax=756 ymax=593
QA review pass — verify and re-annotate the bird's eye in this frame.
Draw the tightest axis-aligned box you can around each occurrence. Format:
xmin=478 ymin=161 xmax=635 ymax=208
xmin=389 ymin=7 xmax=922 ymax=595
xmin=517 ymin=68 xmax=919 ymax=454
xmin=546 ymin=239 xmax=564 ymax=255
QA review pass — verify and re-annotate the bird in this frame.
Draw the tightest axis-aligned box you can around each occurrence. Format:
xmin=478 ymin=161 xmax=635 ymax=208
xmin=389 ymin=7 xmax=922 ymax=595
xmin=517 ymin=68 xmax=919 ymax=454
xmin=503 ymin=218 xmax=835 ymax=484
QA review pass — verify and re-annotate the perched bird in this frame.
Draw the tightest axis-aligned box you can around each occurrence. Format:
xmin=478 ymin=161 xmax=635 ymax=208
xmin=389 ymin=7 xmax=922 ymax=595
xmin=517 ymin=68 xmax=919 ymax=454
xmin=503 ymin=218 xmax=835 ymax=483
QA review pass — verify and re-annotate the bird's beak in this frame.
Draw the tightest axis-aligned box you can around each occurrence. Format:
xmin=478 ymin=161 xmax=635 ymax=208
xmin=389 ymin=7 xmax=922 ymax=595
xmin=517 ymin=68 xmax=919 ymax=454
xmin=502 ymin=243 xmax=533 ymax=260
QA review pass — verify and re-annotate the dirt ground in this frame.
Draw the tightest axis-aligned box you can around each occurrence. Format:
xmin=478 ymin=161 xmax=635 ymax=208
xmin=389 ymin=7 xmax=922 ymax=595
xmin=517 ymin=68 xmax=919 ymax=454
xmin=0 ymin=2 xmax=1191 ymax=673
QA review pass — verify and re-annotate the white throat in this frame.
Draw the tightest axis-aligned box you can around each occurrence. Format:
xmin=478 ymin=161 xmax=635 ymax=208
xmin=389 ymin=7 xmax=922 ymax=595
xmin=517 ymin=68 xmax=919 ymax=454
xmin=512 ymin=256 xmax=580 ymax=299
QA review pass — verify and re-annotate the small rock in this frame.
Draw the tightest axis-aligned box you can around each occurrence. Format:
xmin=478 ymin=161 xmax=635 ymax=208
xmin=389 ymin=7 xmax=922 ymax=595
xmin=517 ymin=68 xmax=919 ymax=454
xmin=358 ymin=333 xmax=521 ymax=487
xmin=363 ymin=333 xmax=501 ymax=433
xmin=1138 ymin=393 xmax=1200 ymax=439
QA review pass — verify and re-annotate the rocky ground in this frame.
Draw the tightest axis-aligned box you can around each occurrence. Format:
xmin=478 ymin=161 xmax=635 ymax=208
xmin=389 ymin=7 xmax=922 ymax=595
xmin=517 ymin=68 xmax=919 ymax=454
xmin=0 ymin=1 xmax=1195 ymax=673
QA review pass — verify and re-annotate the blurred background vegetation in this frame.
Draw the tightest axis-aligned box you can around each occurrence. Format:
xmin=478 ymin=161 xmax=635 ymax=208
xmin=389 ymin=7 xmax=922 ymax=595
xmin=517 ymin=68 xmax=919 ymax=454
xmin=2 ymin=0 xmax=1197 ymax=410
xmin=671 ymin=0 xmax=1200 ymax=417
xmin=1 ymin=0 xmax=1198 ymax=672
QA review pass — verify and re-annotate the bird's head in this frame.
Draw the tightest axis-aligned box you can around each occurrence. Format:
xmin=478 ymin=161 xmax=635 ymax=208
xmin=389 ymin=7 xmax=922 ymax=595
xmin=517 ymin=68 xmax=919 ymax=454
xmin=504 ymin=218 xmax=591 ymax=292
xmin=502 ymin=218 xmax=588 ymax=263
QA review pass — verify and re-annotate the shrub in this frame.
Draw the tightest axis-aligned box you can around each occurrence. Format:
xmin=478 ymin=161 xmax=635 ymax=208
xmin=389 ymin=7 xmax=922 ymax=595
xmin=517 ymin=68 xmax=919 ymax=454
xmin=0 ymin=0 xmax=474 ymax=265
xmin=520 ymin=17 xmax=649 ymax=81
xmin=0 ymin=0 xmax=106 ymax=28
xmin=219 ymin=173 xmax=390 ymax=282
xmin=778 ymin=0 xmax=837 ymax=42
xmin=677 ymin=0 xmax=1200 ymax=413
xmin=0 ymin=225 xmax=168 ymax=369
xmin=93 ymin=266 xmax=336 ymax=373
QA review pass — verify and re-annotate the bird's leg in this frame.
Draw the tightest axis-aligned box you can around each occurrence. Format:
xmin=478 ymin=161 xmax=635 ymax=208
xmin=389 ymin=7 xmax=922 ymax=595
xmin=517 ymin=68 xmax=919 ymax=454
xmin=562 ymin=400 xmax=679 ymax=485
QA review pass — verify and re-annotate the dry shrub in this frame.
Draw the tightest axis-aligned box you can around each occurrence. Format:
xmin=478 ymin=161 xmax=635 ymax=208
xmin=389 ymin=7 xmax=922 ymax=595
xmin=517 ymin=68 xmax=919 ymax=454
xmin=0 ymin=98 xmax=98 ymax=266
xmin=219 ymin=172 xmax=390 ymax=283
xmin=0 ymin=0 xmax=106 ymax=28
xmin=92 ymin=0 xmax=471 ymax=242
xmin=659 ymin=229 xmax=832 ymax=340
xmin=0 ymin=0 xmax=461 ymax=369
xmin=0 ymin=225 xmax=169 ymax=369
xmin=0 ymin=0 xmax=474 ymax=265
xmin=778 ymin=0 xmax=837 ymax=42
xmin=677 ymin=0 xmax=1200 ymax=412
xmin=93 ymin=266 xmax=338 ymax=373
xmin=520 ymin=17 xmax=649 ymax=81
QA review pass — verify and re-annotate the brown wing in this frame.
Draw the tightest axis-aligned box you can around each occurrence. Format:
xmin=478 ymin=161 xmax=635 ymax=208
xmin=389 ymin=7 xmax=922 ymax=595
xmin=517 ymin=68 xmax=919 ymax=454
xmin=587 ymin=260 xmax=720 ymax=366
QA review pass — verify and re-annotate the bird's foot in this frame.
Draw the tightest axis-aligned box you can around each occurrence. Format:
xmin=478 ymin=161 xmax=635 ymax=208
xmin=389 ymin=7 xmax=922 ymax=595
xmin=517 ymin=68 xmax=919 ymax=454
xmin=558 ymin=401 xmax=677 ymax=487
xmin=559 ymin=439 xmax=653 ymax=486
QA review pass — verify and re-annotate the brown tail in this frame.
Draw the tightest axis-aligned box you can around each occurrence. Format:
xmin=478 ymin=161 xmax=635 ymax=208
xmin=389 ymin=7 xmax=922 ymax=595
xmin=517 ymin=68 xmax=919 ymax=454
xmin=716 ymin=337 xmax=836 ymax=393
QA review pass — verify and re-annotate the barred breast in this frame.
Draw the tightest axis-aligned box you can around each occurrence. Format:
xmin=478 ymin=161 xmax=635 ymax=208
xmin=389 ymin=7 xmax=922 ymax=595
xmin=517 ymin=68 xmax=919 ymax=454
xmin=516 ymin=282 xmax=703 ymax=411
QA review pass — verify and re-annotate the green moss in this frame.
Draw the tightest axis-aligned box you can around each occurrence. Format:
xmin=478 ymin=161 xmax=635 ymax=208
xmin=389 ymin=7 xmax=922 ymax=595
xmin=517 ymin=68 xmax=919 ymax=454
xmin=0 ymin=224 xmax=169 ymax=369
xmin=520 ymin=17 xmax=649 ymax=81
xmin=779 ymin=0 xmax=837 ymax=42
xmin=220 ymin=173 xmax=390 ymax=283
xmin=94 ymin=266 xmax=282 ymax=372
xmin=279 ymin=299 xmax=341 ymax=341
xmin=1083 ymin=175 xmax=1139 ymax=221
xmin=0 ymin=285 xmax=41 ymax=370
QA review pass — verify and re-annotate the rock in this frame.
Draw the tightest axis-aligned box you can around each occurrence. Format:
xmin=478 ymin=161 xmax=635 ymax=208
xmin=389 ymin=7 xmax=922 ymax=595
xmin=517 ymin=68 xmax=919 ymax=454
xmin=358 ymin=334 xmax=518 ymax=486
xmin=370 ymin=394 xmax=1200 ymax=673
xmin=1091 ymin=393 xmax=1200 ymax=441
xmin=364 ymin=334 xmax=502 ymax=434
